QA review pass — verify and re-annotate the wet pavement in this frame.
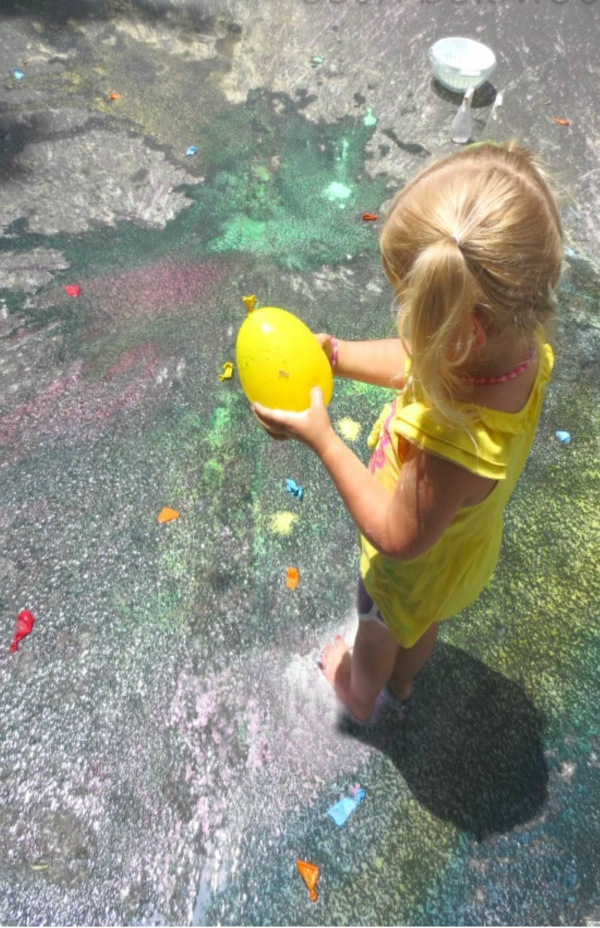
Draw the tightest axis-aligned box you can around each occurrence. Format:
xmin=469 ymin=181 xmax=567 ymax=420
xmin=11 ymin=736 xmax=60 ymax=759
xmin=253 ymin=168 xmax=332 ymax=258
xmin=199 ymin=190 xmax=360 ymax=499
xmin=1 ymin=0 xmax=600 ymax=924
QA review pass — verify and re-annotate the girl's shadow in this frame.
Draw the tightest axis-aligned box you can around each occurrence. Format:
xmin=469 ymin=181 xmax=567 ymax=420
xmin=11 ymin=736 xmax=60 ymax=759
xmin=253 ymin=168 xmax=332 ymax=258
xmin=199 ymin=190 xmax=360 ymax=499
xmin=338 ymin=642 xmax=548 ymax=839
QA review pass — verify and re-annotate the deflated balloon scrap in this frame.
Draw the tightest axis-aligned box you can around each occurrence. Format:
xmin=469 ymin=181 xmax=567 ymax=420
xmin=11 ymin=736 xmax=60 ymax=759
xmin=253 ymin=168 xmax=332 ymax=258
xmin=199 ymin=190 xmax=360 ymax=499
xmin=158 ymin=507 xmax=180 ymax=523
xmin=219 ymin=362 xmax=234 ymax=381
xmin=286 ymin=478 xmax=304 ymax=501
xmin=296 ymin=860 xmax=319 ymax=902
xmin=555 ymin=430 xmax=571 ymax=444
xmin=10 ymin=610 xmax=35 ymax=653
xmin=65 ymin=284 xmax=81 ymax=297
xmin=186 ymin=146 xmax=197 ymax=156
xmin=12 ymin=69 xmax=25 ymax=80
xmin=362 ymin=212 xmax=378 ymax=222
xmin=327 ymin=787 xmax=366 ymax=827
xmin=286 ymin=567 xmax=300 ymax=590
xmin=551 ymin=116 xmax=571 ymax=126
xmin=109 ymin=92 xmax=121 ymax=100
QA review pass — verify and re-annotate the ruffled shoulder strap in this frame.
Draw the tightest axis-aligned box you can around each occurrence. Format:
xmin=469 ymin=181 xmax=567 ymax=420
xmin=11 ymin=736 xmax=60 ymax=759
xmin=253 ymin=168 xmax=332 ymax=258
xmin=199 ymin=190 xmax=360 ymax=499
xmin=391 ymin=404 xmax=509 ymax=479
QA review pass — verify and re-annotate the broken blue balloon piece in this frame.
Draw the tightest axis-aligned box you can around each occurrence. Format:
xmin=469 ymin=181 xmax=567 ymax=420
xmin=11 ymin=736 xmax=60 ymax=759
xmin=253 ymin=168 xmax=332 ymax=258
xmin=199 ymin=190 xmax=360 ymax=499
xmin=327 ymin=788 xmax=365 ymax=827
xmin=285 ymin=479 xmax=304 ymax=501
xmin=555 ymin=430 xmax=571 ymax=444
xmin=185 ymin=146 xmax=197 ymax=156
xmin=12 ymin=69 xmax=25 ymax=80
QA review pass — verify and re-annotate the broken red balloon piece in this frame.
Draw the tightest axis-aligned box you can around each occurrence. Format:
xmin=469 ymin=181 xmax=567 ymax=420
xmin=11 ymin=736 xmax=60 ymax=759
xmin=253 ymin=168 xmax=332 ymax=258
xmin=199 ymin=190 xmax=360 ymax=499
xmin=10 ymin=610 xmax=35 ymax=652
xmin=65 ymin=284 xmax=81 ymax=297
xmin=362 ymin=212 xmax=378 ymax=222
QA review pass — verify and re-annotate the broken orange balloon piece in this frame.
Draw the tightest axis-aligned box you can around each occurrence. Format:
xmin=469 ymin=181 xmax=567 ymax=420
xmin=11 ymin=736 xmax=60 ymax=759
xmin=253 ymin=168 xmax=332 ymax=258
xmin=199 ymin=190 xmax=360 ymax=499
xmin=286 ymin=567 xmax=300 ymax=590
xmin=362 ymin=212 xmax=378 ymax=222
xmin=551 ymin=116 xmax=571 ymax=126
xmin=109 ymin=92 xmax=122 ymax=100
xmin=158 ymin=507 xmax=179 ymax=523
xmin=296 ymin=860 xmax=319 ymax=902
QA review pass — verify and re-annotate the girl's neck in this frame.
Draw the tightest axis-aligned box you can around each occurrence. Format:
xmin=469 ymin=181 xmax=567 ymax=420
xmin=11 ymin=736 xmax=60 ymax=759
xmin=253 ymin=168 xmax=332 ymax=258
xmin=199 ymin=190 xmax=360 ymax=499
xmin=460 ymin=331 xmax=537 ymax=384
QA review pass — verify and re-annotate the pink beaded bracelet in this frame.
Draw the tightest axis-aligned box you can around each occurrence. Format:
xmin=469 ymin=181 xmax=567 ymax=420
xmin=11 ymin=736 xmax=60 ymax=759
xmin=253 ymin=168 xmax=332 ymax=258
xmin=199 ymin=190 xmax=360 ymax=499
xmin=329 ymin=336 xmax=339 ymax=369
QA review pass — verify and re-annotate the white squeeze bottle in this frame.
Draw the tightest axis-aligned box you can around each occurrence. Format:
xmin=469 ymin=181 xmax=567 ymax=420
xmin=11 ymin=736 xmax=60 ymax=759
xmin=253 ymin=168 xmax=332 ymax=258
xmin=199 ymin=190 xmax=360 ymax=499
xmin=451 ymin=86 xmax=474 ymax=144
xmin=486 ymin=92 xmax=504 ymax=140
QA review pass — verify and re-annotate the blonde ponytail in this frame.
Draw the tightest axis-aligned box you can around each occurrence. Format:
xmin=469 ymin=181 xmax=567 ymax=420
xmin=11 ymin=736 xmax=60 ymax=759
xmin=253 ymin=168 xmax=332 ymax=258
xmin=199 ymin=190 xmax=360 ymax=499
xmin=398 ymin=237 xmax=481 ymax=423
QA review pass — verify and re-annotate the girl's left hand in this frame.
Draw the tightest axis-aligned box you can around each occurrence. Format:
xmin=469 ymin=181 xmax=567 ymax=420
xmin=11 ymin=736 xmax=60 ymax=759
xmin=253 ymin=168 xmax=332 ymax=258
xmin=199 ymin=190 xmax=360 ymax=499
xmin=252 ymin=386 xmax=335 ymax=457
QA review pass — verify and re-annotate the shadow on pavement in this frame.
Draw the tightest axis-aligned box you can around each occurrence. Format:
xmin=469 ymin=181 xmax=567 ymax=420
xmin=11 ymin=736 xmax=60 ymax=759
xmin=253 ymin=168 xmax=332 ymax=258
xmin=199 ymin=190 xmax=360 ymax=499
xmin=339 ymin=642 xmax=548 ymax=840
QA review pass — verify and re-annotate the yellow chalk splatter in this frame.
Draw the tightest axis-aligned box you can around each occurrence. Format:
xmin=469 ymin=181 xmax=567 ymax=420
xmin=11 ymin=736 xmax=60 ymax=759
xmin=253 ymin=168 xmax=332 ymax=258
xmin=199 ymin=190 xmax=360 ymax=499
xmin=336 ymin=417 xmax=362 ymax=441
xmin=268 ymin=511 xmax=299 ymax=535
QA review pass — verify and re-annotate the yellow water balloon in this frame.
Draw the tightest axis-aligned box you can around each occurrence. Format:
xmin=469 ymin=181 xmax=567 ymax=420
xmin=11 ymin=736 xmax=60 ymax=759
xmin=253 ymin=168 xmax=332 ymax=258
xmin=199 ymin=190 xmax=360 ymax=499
xmin=236 ymin=295 xmax=333 ymax=412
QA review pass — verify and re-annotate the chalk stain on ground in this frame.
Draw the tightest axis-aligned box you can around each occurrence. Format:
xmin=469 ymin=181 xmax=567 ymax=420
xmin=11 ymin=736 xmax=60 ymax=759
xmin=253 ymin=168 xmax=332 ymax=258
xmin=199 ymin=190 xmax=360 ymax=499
xmin=336 ymin=417 xmax=362 ymax=441
xmin=0 ymin=90 xmax=387 ymax=308
xmin=268 ymin=511 xmax=299 ymax=536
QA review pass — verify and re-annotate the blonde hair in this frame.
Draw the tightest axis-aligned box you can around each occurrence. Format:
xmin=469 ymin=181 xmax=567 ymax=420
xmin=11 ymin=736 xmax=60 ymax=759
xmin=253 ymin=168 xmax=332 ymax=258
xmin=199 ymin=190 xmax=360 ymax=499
xmin=380 ymin=142 xmax=564 ymax=426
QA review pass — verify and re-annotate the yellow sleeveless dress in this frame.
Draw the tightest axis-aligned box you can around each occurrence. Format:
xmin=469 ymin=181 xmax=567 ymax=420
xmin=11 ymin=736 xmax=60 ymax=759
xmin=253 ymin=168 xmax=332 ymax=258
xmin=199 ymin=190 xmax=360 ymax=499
xmin=360 ymin=332 xmax=554 ymax=647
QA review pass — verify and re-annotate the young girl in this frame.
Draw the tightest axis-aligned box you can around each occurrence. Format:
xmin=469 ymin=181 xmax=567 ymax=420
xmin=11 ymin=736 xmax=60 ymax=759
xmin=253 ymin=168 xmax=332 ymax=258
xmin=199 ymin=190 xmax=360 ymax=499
xmin=252 ymin=142 xmax=563 ymax=723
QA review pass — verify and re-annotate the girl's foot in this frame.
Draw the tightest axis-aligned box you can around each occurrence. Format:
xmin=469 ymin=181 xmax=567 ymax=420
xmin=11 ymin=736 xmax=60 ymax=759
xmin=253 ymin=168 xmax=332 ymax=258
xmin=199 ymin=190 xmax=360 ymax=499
xmin=319 ymin=635 xmax=372 ymax=723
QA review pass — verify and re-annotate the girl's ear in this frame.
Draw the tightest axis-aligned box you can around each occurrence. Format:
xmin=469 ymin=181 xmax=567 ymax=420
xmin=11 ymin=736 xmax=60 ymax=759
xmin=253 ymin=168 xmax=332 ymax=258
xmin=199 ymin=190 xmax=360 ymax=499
xmin=472 ymin=313 xmax=487 ymax=350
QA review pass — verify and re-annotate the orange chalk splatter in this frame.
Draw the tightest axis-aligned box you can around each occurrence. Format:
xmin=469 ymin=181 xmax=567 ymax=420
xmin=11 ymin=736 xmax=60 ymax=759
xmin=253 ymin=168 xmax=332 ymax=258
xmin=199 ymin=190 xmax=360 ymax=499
xmin=296 ymin=860 xmax=319 ymax=902
xmin=158 ymin=507 xmax=179 ymax=523
xmin=551 ymin=117 xmax=571 ymax=126
xmin=286 ymin=567 xmax=300 ymax=590
xmin=362 ymin=212 xmax=378 ymax=222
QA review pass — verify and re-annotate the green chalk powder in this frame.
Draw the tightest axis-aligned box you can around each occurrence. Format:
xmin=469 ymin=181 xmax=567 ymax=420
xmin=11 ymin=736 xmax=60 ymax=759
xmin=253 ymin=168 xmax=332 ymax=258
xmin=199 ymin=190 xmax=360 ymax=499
xmin=9 ymin=90 xmax=387 ymax=281
xmin=322 ymin=181 xmax=353 ymax=205
xmin=363 ymin=106 xmax=378 ymax=127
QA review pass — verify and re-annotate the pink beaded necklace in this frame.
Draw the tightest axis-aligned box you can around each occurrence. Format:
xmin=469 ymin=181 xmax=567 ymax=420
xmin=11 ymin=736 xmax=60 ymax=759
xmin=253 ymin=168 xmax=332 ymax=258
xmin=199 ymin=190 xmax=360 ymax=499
xmin=460 ymin=349 xmax=536 ymax=386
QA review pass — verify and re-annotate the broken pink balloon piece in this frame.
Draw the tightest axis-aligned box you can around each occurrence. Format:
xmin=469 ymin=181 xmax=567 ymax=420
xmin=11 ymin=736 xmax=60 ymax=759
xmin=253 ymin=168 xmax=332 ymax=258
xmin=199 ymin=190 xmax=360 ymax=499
xmin=10 ymin=610 xmax=35 ymax=652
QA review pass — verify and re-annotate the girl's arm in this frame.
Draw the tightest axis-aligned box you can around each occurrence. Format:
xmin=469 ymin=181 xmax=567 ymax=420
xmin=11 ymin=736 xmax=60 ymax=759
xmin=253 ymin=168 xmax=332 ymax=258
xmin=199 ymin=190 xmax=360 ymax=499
xmin=317 ymin=334 xmax=409 ymax=390
xmin=253 ymin=388 xmax=495 ymax=561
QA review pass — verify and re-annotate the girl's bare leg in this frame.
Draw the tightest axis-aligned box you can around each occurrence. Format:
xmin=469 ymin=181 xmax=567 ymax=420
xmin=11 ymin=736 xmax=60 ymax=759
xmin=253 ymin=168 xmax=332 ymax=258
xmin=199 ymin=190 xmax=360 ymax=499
xmin=320 ymin=619 xmax=399 ymax=723
xmin=388 ymin=622 xmax=438 ymax=702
